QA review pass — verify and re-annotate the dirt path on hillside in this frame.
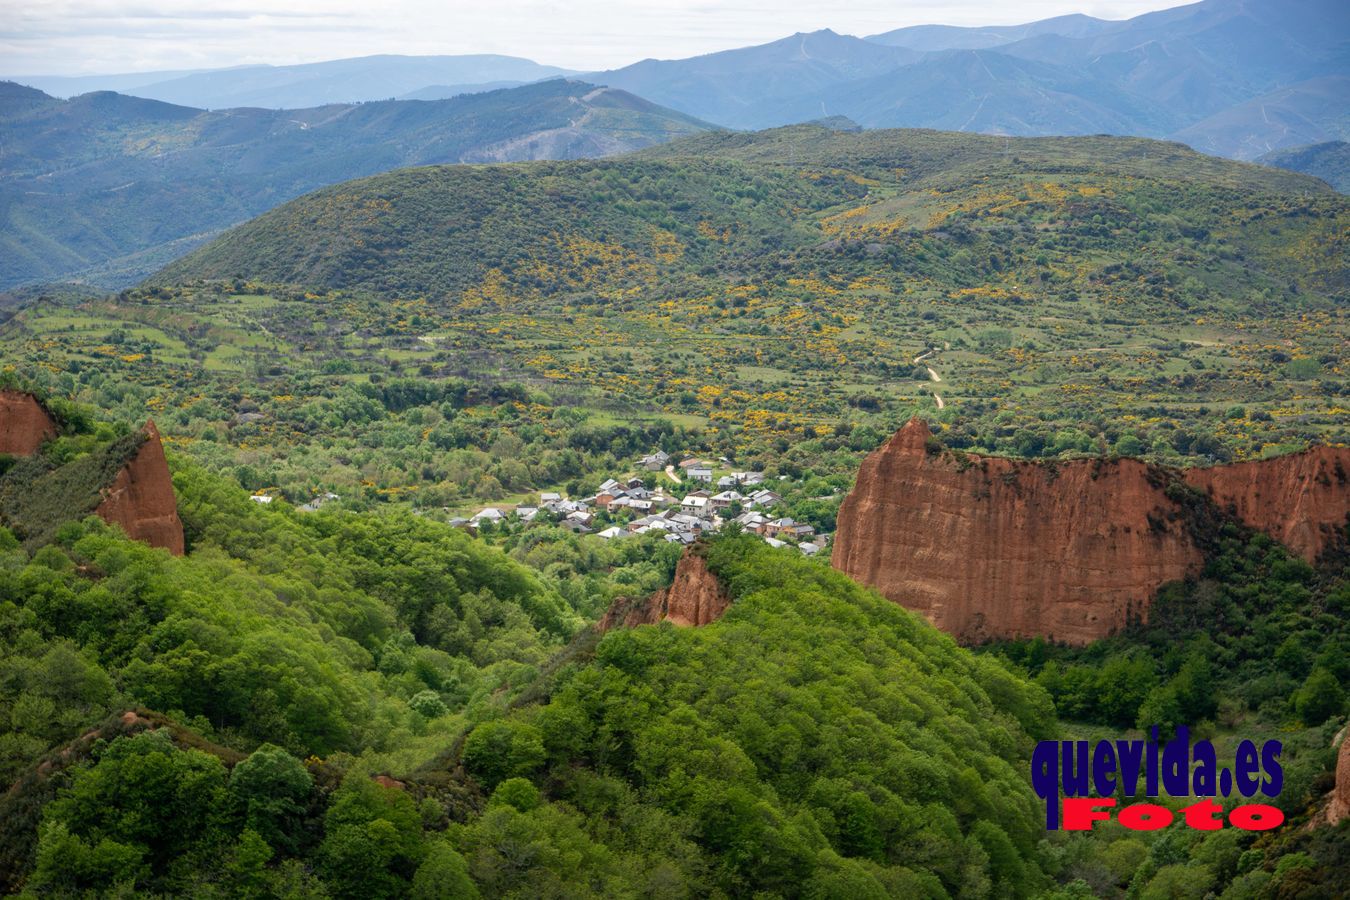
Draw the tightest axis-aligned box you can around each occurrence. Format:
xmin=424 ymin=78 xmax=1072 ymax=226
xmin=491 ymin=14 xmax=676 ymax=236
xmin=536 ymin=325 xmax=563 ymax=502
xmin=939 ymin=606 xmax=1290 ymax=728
xmin=915 ymin=343 xmax=947 ymax=408
xmin=664 ymin=465 xmax=682 ymax=484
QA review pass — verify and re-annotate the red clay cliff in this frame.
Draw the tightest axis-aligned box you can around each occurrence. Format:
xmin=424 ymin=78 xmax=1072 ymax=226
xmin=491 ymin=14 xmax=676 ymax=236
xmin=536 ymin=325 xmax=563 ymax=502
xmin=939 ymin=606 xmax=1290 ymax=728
xmin=1183 ymin=450 xmax=1349 ymax=562
xmin=599 ymin=549 xmax=731 ymax=631
xmin=95 ymin=421 xmax=185 ymax=556
xmin=0 ymin=389 xmax=57 ymax=456
xmin=833 ymin=419 xmax=1349 ymax=645
xmin=1327 ymin=735 xmax=1350 ymax=827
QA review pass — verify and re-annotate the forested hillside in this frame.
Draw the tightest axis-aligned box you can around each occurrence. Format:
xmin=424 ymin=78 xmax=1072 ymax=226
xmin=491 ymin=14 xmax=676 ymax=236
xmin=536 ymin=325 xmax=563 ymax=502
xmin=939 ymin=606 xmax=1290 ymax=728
xmin=1 ymin=474 xmax=1344 ymax=895
xmin=1 ymin=121 xmax=1346 ymax=896
xmin=0 ymin=79 xmax=709 ymax=289
xmin=0 ymin=413 xmax=1059 ymax=896
xmin=1260 ymin=141 xmax=1350 ymax=193
xmin=118 ymin=126 xmax=1350 ymax=508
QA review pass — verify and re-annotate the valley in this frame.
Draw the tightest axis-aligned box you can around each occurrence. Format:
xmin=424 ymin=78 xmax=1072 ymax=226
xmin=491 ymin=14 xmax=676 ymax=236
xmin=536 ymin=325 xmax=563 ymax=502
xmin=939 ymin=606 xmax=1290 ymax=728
xmin=0 ymin=10 xmax=1347 ymax=893
xmin=5 ymin=127 xmax=1343 ymax=519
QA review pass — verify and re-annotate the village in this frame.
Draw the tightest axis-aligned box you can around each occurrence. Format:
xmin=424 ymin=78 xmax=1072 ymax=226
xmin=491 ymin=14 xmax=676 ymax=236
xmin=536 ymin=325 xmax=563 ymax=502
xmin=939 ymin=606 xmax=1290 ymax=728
xmin=245 ymin=449 xmax=831 ymax=554
xmin=455 ymin=449 xmax=829 ymax=555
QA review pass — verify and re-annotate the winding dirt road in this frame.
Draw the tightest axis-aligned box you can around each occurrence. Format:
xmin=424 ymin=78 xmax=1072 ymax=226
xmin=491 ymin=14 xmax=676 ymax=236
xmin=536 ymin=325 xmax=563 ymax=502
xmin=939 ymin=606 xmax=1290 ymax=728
xmin=915 ymin=347 xmax=945 ymax=409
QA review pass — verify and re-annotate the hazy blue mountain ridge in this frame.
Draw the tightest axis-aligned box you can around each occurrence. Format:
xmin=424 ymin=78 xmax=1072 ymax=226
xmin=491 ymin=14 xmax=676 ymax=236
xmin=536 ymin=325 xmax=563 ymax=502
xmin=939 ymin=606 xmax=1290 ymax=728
xmin=8 ymin=54 xmax=575 ymax=110
xmin=0 ymin=79 xmax=711 ymax=288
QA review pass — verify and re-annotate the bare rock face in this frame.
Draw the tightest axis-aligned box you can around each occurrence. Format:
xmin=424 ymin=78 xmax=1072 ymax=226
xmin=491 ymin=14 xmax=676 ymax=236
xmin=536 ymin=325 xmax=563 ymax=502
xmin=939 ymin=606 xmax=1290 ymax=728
xmin=599 ymin=550 xmax=731 ymax=631
xmin=94 ymin=421 xmax=185 ymax=556
xmin=1329 ymin=735 xmax=1350 ymax=826
xmin=833 ymin=419 xmax=1350 ymax=646
xmin=1183 ymin=447 xmax=1349 ymax=562
xmin=0 ymin=389 xmax=57 ymax=456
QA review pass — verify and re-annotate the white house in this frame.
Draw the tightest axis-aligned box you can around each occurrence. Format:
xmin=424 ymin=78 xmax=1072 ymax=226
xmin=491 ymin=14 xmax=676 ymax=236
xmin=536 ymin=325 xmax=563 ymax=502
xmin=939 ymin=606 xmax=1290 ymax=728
xmin=470 ymin=507 xmax=506 ymax=525
xmin=710 ymin=490 xmax=745 ymax=510
xmin=681 ymin=495 xmax=711 ymax=517
xmin=735 ymin=511 xmax=769 ymax=533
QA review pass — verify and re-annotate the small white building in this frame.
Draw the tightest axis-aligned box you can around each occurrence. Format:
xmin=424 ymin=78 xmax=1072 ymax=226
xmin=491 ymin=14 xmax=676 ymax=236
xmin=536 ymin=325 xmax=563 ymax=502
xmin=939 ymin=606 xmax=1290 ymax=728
xmin=710 ymin=490 xmax=745 ymax=510
xmin=681 ymin=495 xmax=711 ymax=517
xmin=470 ymin=507 xmax=506 ymax=525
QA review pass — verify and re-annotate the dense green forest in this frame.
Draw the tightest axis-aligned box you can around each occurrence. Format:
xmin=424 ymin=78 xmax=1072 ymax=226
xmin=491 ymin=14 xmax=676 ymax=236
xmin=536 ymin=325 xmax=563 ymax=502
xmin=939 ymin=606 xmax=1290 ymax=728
xmin=0 ymin=125 xmax=1345 ymax=896
xmin=1 ymin=483 xmax=1344 ymax=896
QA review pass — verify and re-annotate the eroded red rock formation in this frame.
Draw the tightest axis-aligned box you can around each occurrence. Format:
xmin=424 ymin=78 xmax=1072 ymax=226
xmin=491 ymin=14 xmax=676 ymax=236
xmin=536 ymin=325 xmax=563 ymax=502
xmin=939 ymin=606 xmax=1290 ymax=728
xmin=833 ymin=419 xmax=1350 ymax=645
xmin=0 ymin=389 xmax=57 ymax=456
xmin=95 ymin=421 xmax=185 ymax=556
xmin=599 ymin=549 xmax=731 ymax=631
xmin=1328 ymin=735 xmax=1350 ymax=826
xmin=1183 ymin=448 xmax=1349 ymax=562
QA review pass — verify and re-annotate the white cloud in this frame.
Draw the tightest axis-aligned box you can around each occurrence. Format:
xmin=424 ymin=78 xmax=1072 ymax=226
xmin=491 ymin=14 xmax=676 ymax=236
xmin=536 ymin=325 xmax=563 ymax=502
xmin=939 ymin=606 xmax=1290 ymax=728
xmin=0 ymin=0 xmax=1187 ymax=74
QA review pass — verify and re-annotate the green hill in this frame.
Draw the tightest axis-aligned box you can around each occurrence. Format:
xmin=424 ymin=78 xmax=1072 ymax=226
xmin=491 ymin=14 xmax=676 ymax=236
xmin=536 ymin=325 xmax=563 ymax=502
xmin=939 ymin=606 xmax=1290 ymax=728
xmin=0 ymin=79 xmax=711 ymax=289
xmin=0 ymin=482 xmax=1056 ymax=895
xmin=0 ymin=124 xmax=1339 ymax=512
xmin=156 ymin=126 xmax=1340 ymax=299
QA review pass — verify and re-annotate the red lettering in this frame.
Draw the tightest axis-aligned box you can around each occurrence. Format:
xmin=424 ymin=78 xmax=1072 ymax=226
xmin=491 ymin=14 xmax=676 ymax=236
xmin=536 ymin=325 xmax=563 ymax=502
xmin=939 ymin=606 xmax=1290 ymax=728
xmin=1182 ymin=798 xmax=1224 ymax=830
xmin=1228 ymin=804 xmax=1284 ymax=831
xmin=1062 ymin=797 xmax=1116 ymax=830
xmin=1119 ymin=803 xmax=1174 ymax=830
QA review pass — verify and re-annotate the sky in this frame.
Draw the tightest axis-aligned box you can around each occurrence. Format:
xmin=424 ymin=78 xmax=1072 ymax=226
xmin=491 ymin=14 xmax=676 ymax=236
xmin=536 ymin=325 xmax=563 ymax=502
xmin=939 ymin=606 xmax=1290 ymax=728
xmin=1 ymin=0 xmax=1188 ymax=75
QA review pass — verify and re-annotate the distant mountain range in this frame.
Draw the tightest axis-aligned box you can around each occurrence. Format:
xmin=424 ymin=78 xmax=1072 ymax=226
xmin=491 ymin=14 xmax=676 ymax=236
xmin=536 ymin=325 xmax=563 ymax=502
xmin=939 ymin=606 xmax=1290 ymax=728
xmin=1259 ymin=140 xmax=1350 ymax=192
xmin=0 ymin=80 xmax=710 ymax=289
xmin=10 ymin=55 xmax=574 ymax=110
xmin=591 ymin=0 xmax=1348 ymax=158
xmin=1 ymin=0 xmax=1345 ymax=291
xmin=7 ymin=0 xmax=1346 ymax=161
